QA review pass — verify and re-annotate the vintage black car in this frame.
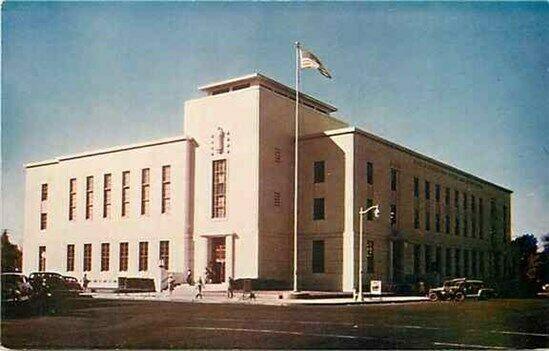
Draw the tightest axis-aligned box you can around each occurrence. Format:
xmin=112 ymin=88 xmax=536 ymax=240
xmin=428 ymin=278 xmax=496 ymax=302
xmin=29 ymin=272 xmax=72 ymax=314
xmin=1 ymin=273 xmax=34 ymax=316
xmin=63 ymin=276 xmax=83 ymax=296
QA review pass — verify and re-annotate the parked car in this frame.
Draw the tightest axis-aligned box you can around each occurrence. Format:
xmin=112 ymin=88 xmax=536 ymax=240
xmin=63 ymin=276 xmax=83 ymax=296
xmin=1 ymin=273 xmax=34 ymax=316
xmin=428 ymin=278 xmax=496 ymax=302
xmin=29 ymin=272 xmax=72 ymax=314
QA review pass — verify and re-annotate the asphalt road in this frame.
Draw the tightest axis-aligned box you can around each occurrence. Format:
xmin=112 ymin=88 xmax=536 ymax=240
xmin=1 ymin=298 xmax=548 ymax=349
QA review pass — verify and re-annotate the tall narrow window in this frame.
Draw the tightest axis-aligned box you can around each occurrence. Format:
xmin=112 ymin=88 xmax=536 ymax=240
xmin=425 ymin=208 xmax=431 ymax=231
xmin=40 ymin=213 xmax=47 ymax=230
xmin=41 ymin=183 xmax=48 ymax=201
xmin=314 ymin=161 xmax=325 ymax=183
xmin=425 ymin=181 xmax=430 ymax=200
xmin=366 ymin=198 xmax=374 ymax=221
xmin=445 ymin=187 xmax=450 ymax=206
xmin=445 ymin=214 xmax=450 ymax=234
xmin=435 ymin=213 xmax=441 ymax=233
xmin=435 ymin=184 xmax=440 ymax=202
xmin=366 ymin=240 xmax=375 ymax=273
xmin=122 ymin=171 xmax=130 ymax=217
xmin=103 ymin=174 xmax=112 ymax=218
xmin=139 ymin=242 xmax=148 ymax=271
xmin=445 ymin=248 xmax=452 ymax=276
xmin=313 ymin=198 xmax=325 ymax=220
xmin=455 ymin=216 xmax=460 ymax=236
xmin=455 ymin=249 xmax=461 ymax=276
xmin=86 ymin=176 xmax=93 ymax=220
xmin=159 ymin=241 xmax=169 ymax=270
xmin=273 ymin=192 xmax=281 ymax=207
xmin=312 ymin=240 xmax=325 ymax=273
xmin=454 ymin=190 xmax=459 ymax=208
xmin=479 ymin=198 xmax=484 ymax=239
xmin=414 ymin=177 xmax=419 ymax=198
xmin=66 ymin=244 xmax=75 ymax=271
xmin=69 ymin=178 xmax=77 ymax=220
xmin=101 ymin=243 xmax=109 ymax=271
xmin=162 ymin=165 xmax=172 ymax=214
xmin=119 ymin=242 xmax=129 ymax=272
xmin=367 ymin=162 xmax=373 ymax=185
xmin=141 ymin=168 xmax=150 ymax=215
xmin=390 ymin=168 xmax=398 ymax=191
xmin=39 ymin=246 xmax=46 ymax=271
xmin=83 ymin=244 xmax=92 ymax=272
xmin=414 ymin=208 xmax=420 ymax=229
xmin=211 ymin=161 xmax=225 ymax=218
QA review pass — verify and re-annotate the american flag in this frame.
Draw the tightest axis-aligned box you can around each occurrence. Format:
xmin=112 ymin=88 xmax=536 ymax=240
xmin=299 ymin=48 xmax=332 ymax=79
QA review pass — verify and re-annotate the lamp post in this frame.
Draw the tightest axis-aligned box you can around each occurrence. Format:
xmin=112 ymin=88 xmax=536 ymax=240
xmin=358 ymin=204 xmax=380 ymax=302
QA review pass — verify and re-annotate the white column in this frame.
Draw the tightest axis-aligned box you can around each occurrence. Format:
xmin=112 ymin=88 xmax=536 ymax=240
xmin=183 ymin=140 xmax=195 ymax=273
xmin=226 ymin=235 xmax=234 ymax=279
xmin=341 ymin=137 xmax=355 ymax=292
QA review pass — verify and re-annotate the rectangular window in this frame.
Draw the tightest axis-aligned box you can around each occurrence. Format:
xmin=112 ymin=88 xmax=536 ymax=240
xmin=119 ymin=242 xmax=129 ymax=272
xmin=445 ymin=248 xmax=452 ymax=276
xmin=455 ymin=249 xmax=461 ymax=276
xmin=367 ymin=162 xmax=373 ymax=185
xmin=464 ymin=249 xmax=470 ymax=276
xmin=445 ymin=187 xmax=450 ymax=206
xmin=435 ymin=213 xmax=441 ymax=233
xmin=40 ymin=213 xmax=47 ymax=230
xmin=312 ymin=240 xmax=325 ymax=273
xmin=463 ymin=193 xmax=468 ymax=210
xmin=366 ymin=240 xmax=374 ymax=273
xmin=103 ymin=174 xmax=112 ymax=218
xmin=390 ymin=204 xmax=397 ymax=226
xmin=390 ymin=168 xmax=397 ymax=191
xmin=41 ymin=183 xmax=48 ymax=201
xmin=162 ymin=165 xmax=172 ymax=214
xmin=83 ymin=244 xmax=92 ymax=272
xmin=274 ymin=192 xmax=281 ymax=207
xmin=445 ymin=214 xmax=450 ymax=234
xmin=39 ymin=246 xmax=46 ymax=271
xmin=139 ymin=242 xmax=148 ymax=271
xmin=455 ymin=215 xmax=460 ymax=235
xmin=366 ymin=198 xmax=374 ymax=221
xmin=101 ymin=243 xmax=109 ymax=271
xmin=314 ymin=161 xmax=325 ymax=183
xmin=313 ymin=198 xmax=325 ymax=220
xmin=159 ymin=241 xmax=169 ymax=270
xmin=66 ymin=244 xmax=75 ymax=271
xmin=86 ymin=176 xmax=93 ymax=220
xmin=122 ymin=171 xmax=130 ymax=217
xmin=425 ymin=181 xmax=430 ymax=200
xmin=435 ymin=184 xmax=440 ymax=202
xmin=211 ymin=161 xmax=225 ymax=218
xmin=425 ymin=245 xmax=432 ymax=273
xmin=413 ymin=177 xmax=419 ymax=198
xmin=454 ymin=190 xmax=459 ymax=208
xmin=414 ymin=208 xmax=420 ymax=229
xmin=69 ymin=178 xmax=77 ymax=220
xmin=425 ymin=208 xmax=431 ymax=231
xmin=464 ymin=216 xmax=468 ymax=237
xmin=141 ymin=168 xmax=150 ymax=216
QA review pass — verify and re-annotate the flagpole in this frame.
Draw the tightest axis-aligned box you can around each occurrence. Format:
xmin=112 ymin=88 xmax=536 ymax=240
xmin=293 ymin=41 xmax=300 ymax=293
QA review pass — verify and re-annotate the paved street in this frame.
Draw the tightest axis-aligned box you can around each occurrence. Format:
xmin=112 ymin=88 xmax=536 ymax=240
xmin=2 ymin=298 xmax=548 ymax=349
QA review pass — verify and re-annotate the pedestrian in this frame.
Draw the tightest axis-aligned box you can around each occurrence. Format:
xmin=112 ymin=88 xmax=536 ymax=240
xmin=168 ymin=274 xmax=175 ymax=294
xmin=227 ymin=277 xmax=234 ymax=298
xmin=186 ymin=269 xmax=193 ymax=285
xmin=82 ymin=274 xmax=90 ymax=292
xmin=195 ymin=277 xmax=203 ymax=299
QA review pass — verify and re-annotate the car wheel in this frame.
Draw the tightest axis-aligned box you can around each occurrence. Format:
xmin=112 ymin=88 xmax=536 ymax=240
xmin=454 ymin=292 xmax=465 ymax=302
xmin=428 ymin=292 xmax=439 ymax=302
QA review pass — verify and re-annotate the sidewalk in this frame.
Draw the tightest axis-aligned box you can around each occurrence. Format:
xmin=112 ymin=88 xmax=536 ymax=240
xmin=84 ymin=290 xmax=429 ymax=306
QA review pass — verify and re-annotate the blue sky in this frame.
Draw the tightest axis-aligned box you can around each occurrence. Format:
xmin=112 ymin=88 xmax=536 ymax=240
xmin=2 ymin=2 xmax=548 ymax=245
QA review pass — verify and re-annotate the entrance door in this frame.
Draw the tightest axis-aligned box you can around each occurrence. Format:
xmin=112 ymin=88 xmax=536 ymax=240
xmin=210 ymin=237 xmax=226 ymax=283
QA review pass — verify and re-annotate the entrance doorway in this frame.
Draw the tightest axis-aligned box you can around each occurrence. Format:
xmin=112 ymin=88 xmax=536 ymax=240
xmin=209 ymin=237 xmax=226 ymax=283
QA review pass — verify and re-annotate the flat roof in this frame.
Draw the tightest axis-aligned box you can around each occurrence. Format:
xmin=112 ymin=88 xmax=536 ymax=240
xmin=25 ymin=135 xmax=191 ymax=169
xmin=301 ymin=127 xmax=512 ymax=194
xmin=198 ymin=73 xmax=338 ymax=114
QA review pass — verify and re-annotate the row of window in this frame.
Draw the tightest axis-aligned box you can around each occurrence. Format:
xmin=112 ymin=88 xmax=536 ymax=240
xmin=39 ymin=166 xmax=172 ymax=229
xmin=413 ymin=245 xmax=499 ymax=277
xmin=314 ymin=161 xmax=399 ymax=191
xmin=38 ymin=241 xmax=170 ymax=273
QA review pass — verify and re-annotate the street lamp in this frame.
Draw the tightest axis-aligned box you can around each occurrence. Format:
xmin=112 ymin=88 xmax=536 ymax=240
xmin=358 ymin=204 xmax=380 ymax=301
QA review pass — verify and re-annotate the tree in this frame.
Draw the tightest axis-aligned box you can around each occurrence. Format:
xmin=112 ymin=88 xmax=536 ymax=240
xmin=1 ymin=230 xmax=22 ymax=272
xmin=511 ymin=234 xmax=541 ymax=296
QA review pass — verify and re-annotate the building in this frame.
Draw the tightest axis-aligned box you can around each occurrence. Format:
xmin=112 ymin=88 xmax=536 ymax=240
xmin=23 ymin=73 xmax=513 ymax=292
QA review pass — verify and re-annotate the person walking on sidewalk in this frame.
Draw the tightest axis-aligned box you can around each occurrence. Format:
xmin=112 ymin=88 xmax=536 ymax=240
xmin=195 ymin=277 xmax=204 ymax=299
xmin=227 ymin=277 xmax=234 ymax=299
